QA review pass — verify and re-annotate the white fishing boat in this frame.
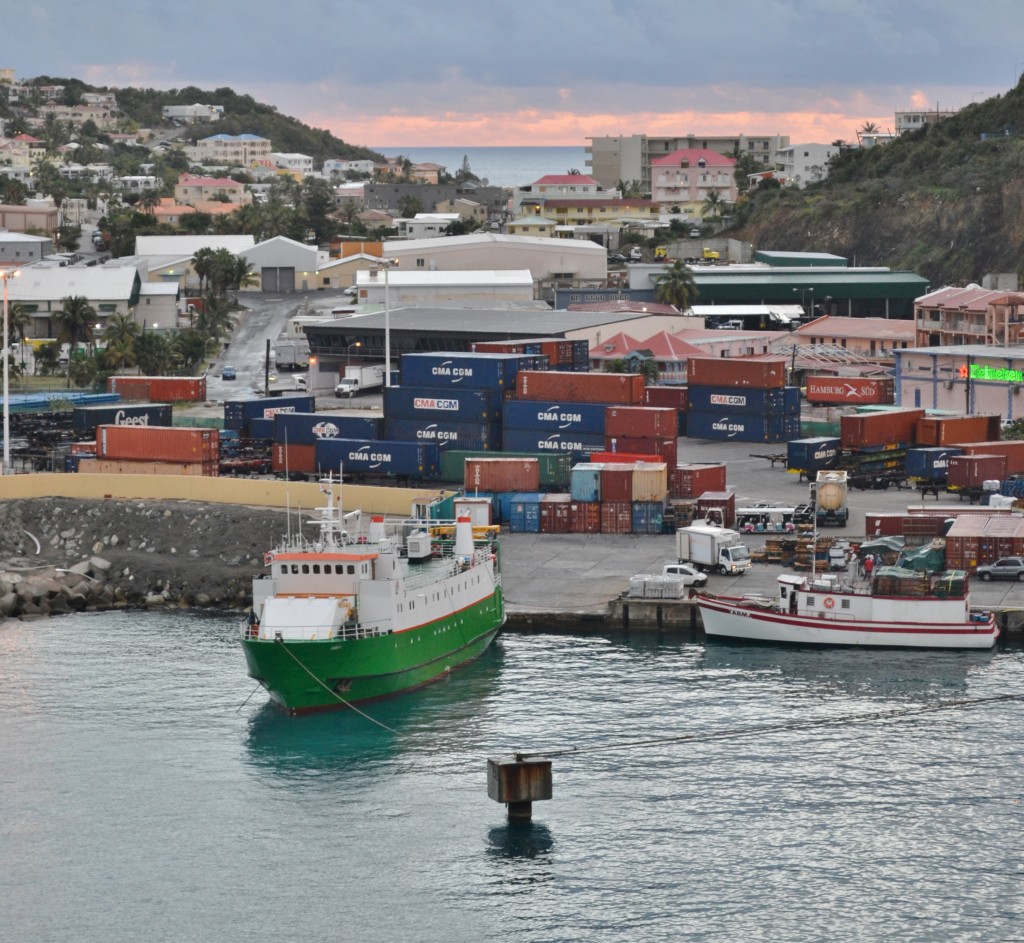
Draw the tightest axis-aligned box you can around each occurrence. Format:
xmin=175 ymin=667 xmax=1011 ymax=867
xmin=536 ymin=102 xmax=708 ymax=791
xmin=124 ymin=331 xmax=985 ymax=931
xmin=696 ymin=568 xmax=998 ymax=650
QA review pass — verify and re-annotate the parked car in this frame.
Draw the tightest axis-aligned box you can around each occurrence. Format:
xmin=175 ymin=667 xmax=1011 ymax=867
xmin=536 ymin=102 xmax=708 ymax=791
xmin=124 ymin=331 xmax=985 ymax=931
xmin=342 ymin=285 xmax=358 ymax=297
xmin=661 ymin=562 xmax=709 ymax=588
xmin=607 ymin=253 xmax=627 ymax=264
xmin=627 ymin=246 xmax=643 ymax=261
xmin=221 ymin=365 xmax=237 ymax=380
xmin=689 ymin=228 xmax=702 ymax=237
xmin=975 ymin=557 xmax=1024 ymax=581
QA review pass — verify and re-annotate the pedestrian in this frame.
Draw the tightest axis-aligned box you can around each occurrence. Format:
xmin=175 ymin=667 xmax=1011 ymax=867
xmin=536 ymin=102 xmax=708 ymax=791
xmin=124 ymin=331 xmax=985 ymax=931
xmin=864 ymin=554 xmax=875 ymax=579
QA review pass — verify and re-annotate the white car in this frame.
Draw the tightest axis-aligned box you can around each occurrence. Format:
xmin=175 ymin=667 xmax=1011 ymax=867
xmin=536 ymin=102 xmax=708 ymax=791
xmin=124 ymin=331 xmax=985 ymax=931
xmin=662 ymin=562 xmax=709 ymax=588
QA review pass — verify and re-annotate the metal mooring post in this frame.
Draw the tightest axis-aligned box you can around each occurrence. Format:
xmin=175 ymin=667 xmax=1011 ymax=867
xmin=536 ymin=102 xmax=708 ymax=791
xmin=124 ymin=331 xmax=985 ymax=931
xmin=487 ymin=754 xmax=553 ymax=821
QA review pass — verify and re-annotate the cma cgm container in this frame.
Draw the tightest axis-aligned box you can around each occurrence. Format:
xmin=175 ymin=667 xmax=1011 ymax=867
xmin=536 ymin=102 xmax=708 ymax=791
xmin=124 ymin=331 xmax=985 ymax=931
xmin=72 ymin=403 xmax=172 ymax=434
xmin=383 ymin=385 xmax=503 ymax=422
xmin=839 ymin=408 xmax=924 ymax=449
xmin=97 ymin=425 xmax=218 ymax=463
xmin=273 ymin=412 xmax=380 ymax=446
xmin=399 ymin=352 xmax=530 ymax=391
xmin=605 ymin=406 xmax=678 ymax=439
xmin=670 ymin=463 xmax=727 ymax=499
xmin=687 ymin=410 xmax=799 ymax=443
xmin=314 ymin=438 xmax=440 ymax=479
xmin=570 ymin=463 xmax=604 ymax=503
xmin=107 ymin=375 xmax=207 ymax=403
xmin=464 ymin=457 xmax=540 ymax=493
xmin=946 ymin=453 xmax=1007 ymax=490
xmin=384 ymin=418 xmax=501 ymax=451
xmin=905 ymin=446 xmax=963 ymax=481
xmin=953 ymin=441 xmax=1024 ymax=475
xmin=516 ymin=370 xmax=645 ymax=405
xmin=503 ymin=428 xmax=605 ymax=460
xmin=247 ymin=417 xmax=274 ymax=439
xmin=805 ymin=376 xmax=894 ymax=405
xmin=686 ymin=386 xmax=797 ymax=414
xmin=224 ymin=395 xmax=315 ymax=433
xmin=916 ymin=414 xmax=1001 ymax=447
xmin=687 ymin=357 xmax=787 ymax=390
xmin=503 ymin=399 xmax=607 ymax=435
xmin=787 ymin=437 xmax=841 ymax=473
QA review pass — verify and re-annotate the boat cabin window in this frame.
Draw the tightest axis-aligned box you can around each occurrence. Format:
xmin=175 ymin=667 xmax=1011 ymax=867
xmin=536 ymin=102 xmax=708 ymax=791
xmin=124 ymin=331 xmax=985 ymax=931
xmin=806 ymin=596 xmax=815 ymax=606
xmin=348 ymin=565 xmax=356 ymax=574
xmin=841 ymin=599 xmax=851 ymax=609
xmin=290 ymin=564 xmax=299 ymax=574
xmin=302 ymin=564 xmax=310 ymax=574
xmin=313 ymin=565 xmax=321 ymax=574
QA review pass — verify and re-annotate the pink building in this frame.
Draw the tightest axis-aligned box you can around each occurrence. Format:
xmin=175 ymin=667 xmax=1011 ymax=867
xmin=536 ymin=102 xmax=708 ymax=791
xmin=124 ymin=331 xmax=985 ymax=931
xmin=650 ymin=149 xmax=737 ymax=211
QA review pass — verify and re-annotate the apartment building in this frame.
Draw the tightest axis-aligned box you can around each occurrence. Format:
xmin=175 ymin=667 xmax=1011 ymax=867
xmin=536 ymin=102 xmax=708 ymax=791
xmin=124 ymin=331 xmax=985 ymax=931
xmin=650 ymin=149 xmax=737 ymax=210
xmin=774 ymin=143 xmax=839 ymax=188
xmin=914 ymin=285 xmax=1024 ymax=347
xmin=186 ymin=133 xmax=272 ymax=168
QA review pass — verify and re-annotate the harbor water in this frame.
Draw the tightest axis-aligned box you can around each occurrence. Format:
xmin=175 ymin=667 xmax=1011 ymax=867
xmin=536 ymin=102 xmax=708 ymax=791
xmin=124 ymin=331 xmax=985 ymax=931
xmin=2 ymin=609 xmax=1023 ymax=942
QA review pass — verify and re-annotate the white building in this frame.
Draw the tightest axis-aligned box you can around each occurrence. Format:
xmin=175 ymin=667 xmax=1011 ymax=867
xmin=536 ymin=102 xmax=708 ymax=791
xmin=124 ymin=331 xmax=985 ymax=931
xmin=324 ymin=159 xmax=375 ymax=178
xmin=896 ymin=108 xmax=959 ymax=135
xmin=355 ymin=268 xmax=536 ymax=306
xmin=271 ymin=152 xmax=314 ymax=174
xmin=774 ymin=143 xmax=839 ymax=187
xmin=186 ymin=133 xmax=272 ymax=168
xmin=397 ymin=213 xmax=461 ymax=239
xmin=162 ymin=104 xmax=225 ymax=123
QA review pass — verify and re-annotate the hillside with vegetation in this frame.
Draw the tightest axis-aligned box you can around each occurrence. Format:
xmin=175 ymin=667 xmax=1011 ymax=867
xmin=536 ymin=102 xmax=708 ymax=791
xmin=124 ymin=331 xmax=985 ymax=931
xmin=730 ymin=78 xmax=1024 ymax=286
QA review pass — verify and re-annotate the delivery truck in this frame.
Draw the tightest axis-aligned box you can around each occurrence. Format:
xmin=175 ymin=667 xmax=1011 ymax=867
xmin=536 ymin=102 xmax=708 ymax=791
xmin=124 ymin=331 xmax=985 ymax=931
xmin=675 ymin=524 xmax=751 ymax=575
xmin=335 ymin=363 xmax=386 ymax=397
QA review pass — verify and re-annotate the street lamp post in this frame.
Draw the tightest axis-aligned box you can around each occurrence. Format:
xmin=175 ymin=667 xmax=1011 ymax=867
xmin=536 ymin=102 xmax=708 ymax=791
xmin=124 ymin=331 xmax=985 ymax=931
xmin=0 ymin=268 xmax=21 ymax=475
xmin=793 ymin=287 xmax=809 ymax=319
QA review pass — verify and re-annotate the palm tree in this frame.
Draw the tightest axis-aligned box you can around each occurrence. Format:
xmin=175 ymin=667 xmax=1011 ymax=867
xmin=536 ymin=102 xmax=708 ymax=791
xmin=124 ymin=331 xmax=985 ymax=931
xmin=654 ymin=260 xmax=700 ymax=311
xmin=858 ymin=121 xmax=879 ymax=138
xmin=100 ymin=312 xmax=140 ymax=371
xmin=192 ymin=246 xmax=215 ymax=295
xmin=54 ymin=296 xmax=99 ymax=386
xmin=138 ymin=191 xmax=161 ymax=215
xmin=701 ymin=188 xmax=724 ymax=220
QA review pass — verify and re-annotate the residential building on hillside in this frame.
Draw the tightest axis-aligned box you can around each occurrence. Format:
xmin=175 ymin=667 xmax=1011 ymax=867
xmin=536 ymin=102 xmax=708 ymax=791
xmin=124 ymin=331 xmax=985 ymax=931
xmin=435 ymin=197 xmax=488 ymax=225
xmin=186 ymin=133 xmax=272 ymax=167
xmin=896 ymin=108 xmax=959 ymax=134
xmin=914 ymin=285 xmax=1024 ymax=347
xmin=774 ymin=143 xmax=839 ymax=187
xmin=42 ymin=102 xmax=120 ymax=129
xmin=324 ymin=158 xmax=375 ymax=178
xmin=174 ymin=173 xmax=251 ymax=206
xmin=162 ymin=103 xmax=224 ymax=123
xmin=505 ymin=216 xmax=558 ymax=237
xmin=511 ymin=174 xmax=612 ymax=216
xmin=271 ymin=152 xmax=314 ymax=174
xmin=650 ymin=149 xmax=737 ymax=213
xmin=587 ymin=133 xmax=790 ymax=191
xmin=397 ymin=213 xmax=461 ymax=239
xmin=532 ymin=198 xmax=660 ymax=226
xmin=364 ymin=182 xmax=507 ymax=219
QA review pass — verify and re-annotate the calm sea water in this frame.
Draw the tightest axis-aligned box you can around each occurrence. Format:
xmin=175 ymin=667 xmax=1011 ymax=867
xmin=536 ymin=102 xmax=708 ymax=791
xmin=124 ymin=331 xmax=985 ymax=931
xmin=2 ymin=609 xmax=1023 ymax=942
xmin=374 ymin=146 xmax=589 ymax=188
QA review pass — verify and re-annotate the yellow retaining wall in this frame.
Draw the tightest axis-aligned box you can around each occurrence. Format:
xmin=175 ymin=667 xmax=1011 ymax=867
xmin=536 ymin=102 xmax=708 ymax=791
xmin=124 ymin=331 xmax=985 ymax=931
xmin=0 ymin=474 xmax=456 ymax=516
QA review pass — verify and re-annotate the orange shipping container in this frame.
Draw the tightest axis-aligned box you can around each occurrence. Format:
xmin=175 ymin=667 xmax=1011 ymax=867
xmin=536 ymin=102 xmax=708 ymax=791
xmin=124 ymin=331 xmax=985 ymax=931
xmin=97 ymin=425 xmax=219 ymax=463
xmin=805 ymin=376 xmax=894 ymax=405
xmin=272 ymin=442 xmax=316 ymax=475
xmin=516 ymin=370 xmax=644 ymax=405
xmin=605 ymin=406 xmax=677 ymax=439
xmin=76 ymin=458 xmax=216 ymax=476
xmin=108 ymin=375 xmax=207 ymax=402
xmin=569 ymin=501 xmax=601 ymax=533
xmin=840 ymin=409 xmax=925 ymax=449
xmin=916 ymin=415 xmax=1001 ymax=447
xmin=954 ymin=441 xmax=1024 ymax=475
xmin=464 ymin=457 xmax=540 ymax=492
xmin=687 ymin=357 xmax=788 ymax=390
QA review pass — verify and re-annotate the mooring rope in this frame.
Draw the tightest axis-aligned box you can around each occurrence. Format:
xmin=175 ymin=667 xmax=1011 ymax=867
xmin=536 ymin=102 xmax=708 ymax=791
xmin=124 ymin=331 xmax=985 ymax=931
xmin=511 ymin=692 xmax=1024 ymax=761
xmin=271 ymin=637 xmax=398 ymax=733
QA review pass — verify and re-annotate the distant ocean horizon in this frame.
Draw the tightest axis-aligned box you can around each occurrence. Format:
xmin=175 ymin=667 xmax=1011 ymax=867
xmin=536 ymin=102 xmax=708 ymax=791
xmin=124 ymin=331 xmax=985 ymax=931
xmin=374 ymin=145 xmax=589 ymax=188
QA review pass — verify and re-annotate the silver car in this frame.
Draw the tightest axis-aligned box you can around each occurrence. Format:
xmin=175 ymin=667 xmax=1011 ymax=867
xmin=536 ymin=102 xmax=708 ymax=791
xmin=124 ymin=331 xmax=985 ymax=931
xmin=975 ymin=557 xmax=1024 ymax=581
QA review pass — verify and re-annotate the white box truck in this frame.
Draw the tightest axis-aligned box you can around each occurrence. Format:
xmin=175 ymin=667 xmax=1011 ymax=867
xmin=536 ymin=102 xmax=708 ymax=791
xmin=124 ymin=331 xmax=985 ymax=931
xmin=335 ymin=363 xmax=385 ymax=397
xmin=675 ymin=524 xmax=751 ymax=575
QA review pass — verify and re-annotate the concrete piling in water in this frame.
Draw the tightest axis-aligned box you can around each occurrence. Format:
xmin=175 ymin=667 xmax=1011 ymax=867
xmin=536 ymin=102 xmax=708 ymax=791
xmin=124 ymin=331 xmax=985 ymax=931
xmin=487 ymin=754 xmax=553 ymax=821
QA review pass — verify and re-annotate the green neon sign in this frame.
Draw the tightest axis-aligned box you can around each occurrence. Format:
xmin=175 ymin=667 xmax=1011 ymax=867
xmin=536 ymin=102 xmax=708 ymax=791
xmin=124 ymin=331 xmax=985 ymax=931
xmin=959 ymin=363 xmax=1024 ymax=383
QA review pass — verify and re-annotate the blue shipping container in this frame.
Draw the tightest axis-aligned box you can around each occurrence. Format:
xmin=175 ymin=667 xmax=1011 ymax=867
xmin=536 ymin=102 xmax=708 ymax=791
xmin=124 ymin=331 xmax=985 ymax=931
xmin=686 ymin=385 xmax=799 ymax=415
xmin=502 ymin=428 xmax=605 ymax=460
xmin=275 ymin=412 xmax=381 ymax=446
xmin=569 ymin=463 xmax=604 ymax=503
xmin=385 ymin=418 xmax=501 ymax=451
xmin=787 ymin=437 xmax=841 ymax=472
xmin=315 ymin=438 xmax=440 ymax=478
xmin=508 ymin=493 xmax=545 ymax=534
xmin=631 ymin=501 xmax=665 ymax=535
xmin=399 ymin=352 xmax=531 ymax=390
xmin=906 ymin=446 xmax=963 ymax=480
xmin=72 ymin=403 xmax=173 ymax=433
xmin=503 ymin=399 xmax=608 ymax=434
xmin=494 ymin=491 xmax=515 ymax=525
xmin=384 ymin=385 xmax=503 ymax=422
xmin=224 ymin=395 xmax=316 ymax=432
xmin=247 ymin=418 xmax=275 ymax=439
xmin=687 ymin=410 xmax=798 ymax=443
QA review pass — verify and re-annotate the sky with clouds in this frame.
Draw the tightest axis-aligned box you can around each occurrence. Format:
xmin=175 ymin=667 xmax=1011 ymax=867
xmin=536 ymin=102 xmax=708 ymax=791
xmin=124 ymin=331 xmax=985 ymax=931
xmin=9 ymin=0 xmax=1024 ymax=147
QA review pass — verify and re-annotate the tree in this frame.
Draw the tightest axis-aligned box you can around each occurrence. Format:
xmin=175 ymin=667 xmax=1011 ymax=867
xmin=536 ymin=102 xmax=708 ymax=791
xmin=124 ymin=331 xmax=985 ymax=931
xmin=617 ymin=179 xmax=644 ymax=198
xmin=171 ymin=328 xmax=209 ymax=374
xmin=654 ymin=260 xmax=699 ymax=310
xmin=454 ymin=155 xmax=478 ymax=184
xmin=100 ymin=312 xmax=141 ymax=371
xmin=444 ymin=217 xmax=482 ymax=236
xmin=55 ymin=224 xmax=82 ymax=253
xmin=0 ymin=177 xmax=27 ymax=205
xmin=138 ymin=190 xmax=161 ymax=214
xmin=67 ymin=351 xmax=99 ymax=389
xmin=398 ymin=195 xmax=423 ymax=218
xmin=54 ymin=295 xmax=99 ymax=386
xmin=702 ymin=188 xmax=724 ymax=219
xmin=192 ymin=246 xmax=216 ymax=294
xmin=135 ymin=330 xmax=174 ymax=376
xmin=300 ymin=176 xmax=335 ymax=243
xmin=179 ymin=211 xmax=213 ymax=234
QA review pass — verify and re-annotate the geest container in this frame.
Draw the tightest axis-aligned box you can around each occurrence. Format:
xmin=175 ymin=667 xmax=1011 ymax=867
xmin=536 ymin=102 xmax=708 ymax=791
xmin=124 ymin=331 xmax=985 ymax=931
xmin=604 ymin=406 xmax=678 ymax=439
xmin=464 ymin=457 xmax=540 ymax=493
xmin=314 ymin=438 xmax=440 ymax=478
xmin=384 ymin=385 xmax=503 ymax=422
xmin=503 ymin=399 xmax=607 ymax=434
xmin=840 ymin=408 xmax=925 ymax=449
xmin=97 ymin=425 xmax=218 ymax=463
xmin=905 ymin=446 xmax=963 ymax=480
xmin=946 ymin=453 xmax=1007 ymax=489
xmin=384 ymin=418 xmax=501 ymax=451
xmin=72 ymin=403 xmax=173 ymax=434
xmin=516 ymin=371 xmax=645 ymax=405
xmin=916 ymin=415 xmax=1002 ymax=447
xmin=787 ymin=437 xmax=841 ymax=473
xmin=687 ymin=357 xmax=788 ymax=390
xmin=399 ymin=352 xmax=529 ymax=391
xmin=570 ymin=463 xmax=604 ymax=503
xmin=108 ymin=376 xmax=208 ymax=402
xmin=670 ymin=463 xmax=727 ymax=499
xmin=224 ymin=395 xmax=315 ymax=432
xmin=502 ymin=428 xmax=605 ymax=459
xmin=805 ymin=376 xmax=894 ymax=405
xmin=685 ymin=385 xmax=795 ymax=414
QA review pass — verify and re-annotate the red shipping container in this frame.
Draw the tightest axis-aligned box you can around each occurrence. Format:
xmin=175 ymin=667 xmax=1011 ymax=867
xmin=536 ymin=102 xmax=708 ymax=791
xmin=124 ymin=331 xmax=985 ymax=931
xmin=96 ymin=425 xmax=218 ymax=463
xmin=464 ymin=457 xmax=540 ymax=492
xmin=840 ymin=409 xmax=925 ymax=449
xmin=600 ymin=500 xmax=633 ymax=534
xmin=273 ymin=442 xmax=316 ymax=475
xmin=805 ymin=376 xmax=894 ymax=405
xmin=77 ymin=458 xmax=217 ymax=476
xmin=604 ymin=436 xmax=677 ymax=468
xmin=946 ymin=454 xmax=1007 ymax=489
xmin=954 ymin=441 xmax=1024 ymax=475
xmin=605 ymin=406 xmax=677 ymax=439
xmin=600 ymin=465 xmax=634 ymax=502
xmin=687 ymin=357 xmax=788 ymax=390
xmin=108 ymin=375 xmax=207 ymax=402
xmin=916 ymin=415 xmax=1001 ymax=447
xmin=70 ymin=441 xmax=97 ymax=455
xmin=865 ymin=513 xmax=907 ymax=537
xmin=569 ymin=501 xmax=601 ymax=534
xmin=671 ymin=463 xmax=727 ymax=499
xmin=516 ymin=370 xmax=644 ymax=405
xmin=591 ymin=451 xmax=660 ymax=465
xmin=642 ymin=386 xmax=688 ymax=410
xmin=696 ymin=490 xmax=736 ymax=528
xmin=539 ymin=494 xmax=571 ymax=534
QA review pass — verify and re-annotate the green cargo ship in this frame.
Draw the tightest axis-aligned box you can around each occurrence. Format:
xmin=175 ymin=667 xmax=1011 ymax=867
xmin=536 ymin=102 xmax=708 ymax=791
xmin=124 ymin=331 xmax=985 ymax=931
xmin=241 ymin=482 xmax=504 ymax=714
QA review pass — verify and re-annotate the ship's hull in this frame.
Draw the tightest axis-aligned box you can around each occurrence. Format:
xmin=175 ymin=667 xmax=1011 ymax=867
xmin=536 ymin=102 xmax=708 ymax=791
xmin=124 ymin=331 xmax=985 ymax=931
xmin=697 ymin=595 xmax=998 ymax=650
xmin=242 ymin=588 xmax=504 ymax=714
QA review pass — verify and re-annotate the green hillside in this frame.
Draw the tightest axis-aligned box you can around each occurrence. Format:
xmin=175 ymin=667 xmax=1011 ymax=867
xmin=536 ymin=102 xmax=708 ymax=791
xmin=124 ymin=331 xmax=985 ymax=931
xmin=731 ymin=78 xmax=1024 ymax=286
